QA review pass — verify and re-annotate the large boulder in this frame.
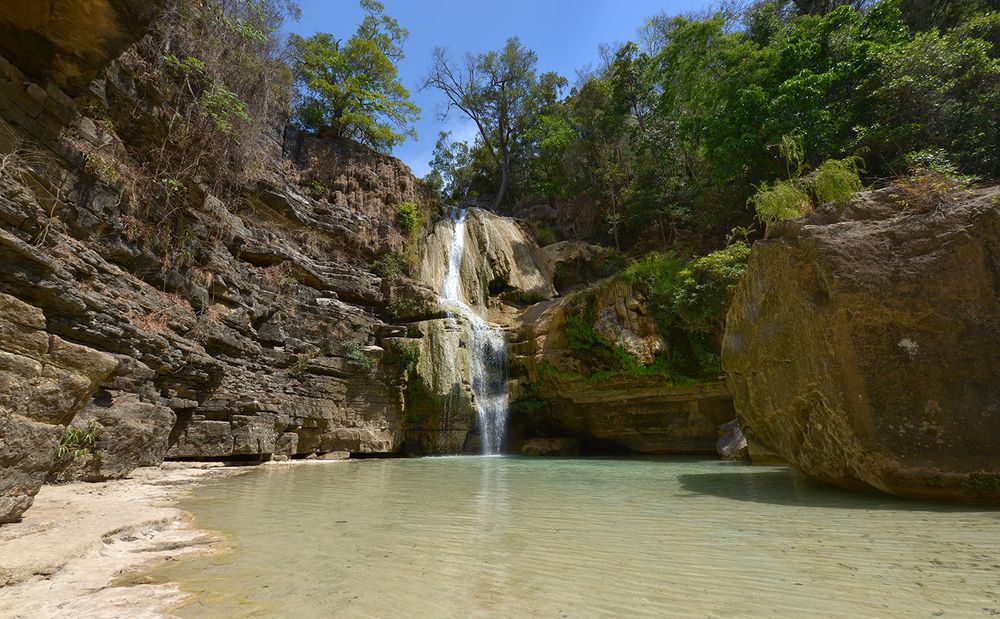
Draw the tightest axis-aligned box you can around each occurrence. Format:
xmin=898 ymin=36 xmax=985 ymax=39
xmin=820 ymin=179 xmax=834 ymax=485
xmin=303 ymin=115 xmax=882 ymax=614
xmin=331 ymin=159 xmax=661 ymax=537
xmin=49 ymin=394 xmax=175 ymax=482
xmin=0 ymin=292 xmax=117 ymax=522
xmin=723 ymin=187 xmax=1000 ymax=501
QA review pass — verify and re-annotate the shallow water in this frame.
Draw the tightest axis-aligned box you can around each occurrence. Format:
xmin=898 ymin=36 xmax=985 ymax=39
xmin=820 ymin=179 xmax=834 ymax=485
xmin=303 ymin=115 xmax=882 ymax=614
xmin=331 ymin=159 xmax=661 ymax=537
xmin=155 ymin=457 xmax=1000 ymax=618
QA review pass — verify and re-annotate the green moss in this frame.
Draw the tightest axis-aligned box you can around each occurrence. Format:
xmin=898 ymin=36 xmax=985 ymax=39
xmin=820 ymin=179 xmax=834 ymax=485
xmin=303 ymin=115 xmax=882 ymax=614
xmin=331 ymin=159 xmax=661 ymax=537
xmin=960 ymin=474 xmax=1000 ymax=497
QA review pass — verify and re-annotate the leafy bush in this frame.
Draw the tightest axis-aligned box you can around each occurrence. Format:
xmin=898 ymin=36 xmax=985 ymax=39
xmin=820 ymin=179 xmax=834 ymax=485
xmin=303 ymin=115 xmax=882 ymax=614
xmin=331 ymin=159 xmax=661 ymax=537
xmin=809 ymin=157 xmax=864 ymax=205
xmin=342 ymin=339 xmax=377 ymax=368
xmin=58 ymin=420 xmax=100 ymax=459
xmin=750 ymin=179 xmax=812 ymax=237
xmin=396 ymin=201 xmax=420 ymax=233
xmin=372 ymin=252 xmax=408 ymax=279
xmin=535 ymin=224 xmax=557 ymax=246
xmin=672 ymin=242 xmax=751 ymax=335
xmin=888 ymin=149 xmax=977 ymax=212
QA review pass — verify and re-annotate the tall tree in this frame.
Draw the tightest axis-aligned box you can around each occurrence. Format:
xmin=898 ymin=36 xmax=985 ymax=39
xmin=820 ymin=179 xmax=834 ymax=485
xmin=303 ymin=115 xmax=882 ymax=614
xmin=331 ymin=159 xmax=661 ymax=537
xmin=423 ymin=38 xmax=564 ymax=208
xmin=289 ymin=0 xmax=419 ymax=152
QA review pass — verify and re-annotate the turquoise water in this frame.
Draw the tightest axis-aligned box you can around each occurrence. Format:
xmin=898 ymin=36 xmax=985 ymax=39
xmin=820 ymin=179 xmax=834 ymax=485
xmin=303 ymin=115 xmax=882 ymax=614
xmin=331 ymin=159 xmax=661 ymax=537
xmin=155 ymin=457 xmax=1000 ymax=618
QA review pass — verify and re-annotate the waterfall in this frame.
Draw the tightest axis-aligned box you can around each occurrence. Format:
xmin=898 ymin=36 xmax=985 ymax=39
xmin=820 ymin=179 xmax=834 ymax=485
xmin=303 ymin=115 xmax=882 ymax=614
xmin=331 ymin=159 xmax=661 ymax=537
xmin=439 ymin=209 xmax=510 ymax=455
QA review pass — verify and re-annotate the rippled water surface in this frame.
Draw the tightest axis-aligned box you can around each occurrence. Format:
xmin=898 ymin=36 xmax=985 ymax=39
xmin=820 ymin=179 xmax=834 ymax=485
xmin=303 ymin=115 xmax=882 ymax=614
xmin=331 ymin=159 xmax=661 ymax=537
xmin=155 ymin=457 xmax=1000 ymax=618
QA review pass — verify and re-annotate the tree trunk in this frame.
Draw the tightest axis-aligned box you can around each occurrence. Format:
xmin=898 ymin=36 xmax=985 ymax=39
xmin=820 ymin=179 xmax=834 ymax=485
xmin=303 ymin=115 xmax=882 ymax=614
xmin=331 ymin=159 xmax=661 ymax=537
xmin=492 ymin=159 xmax=510 ymax=211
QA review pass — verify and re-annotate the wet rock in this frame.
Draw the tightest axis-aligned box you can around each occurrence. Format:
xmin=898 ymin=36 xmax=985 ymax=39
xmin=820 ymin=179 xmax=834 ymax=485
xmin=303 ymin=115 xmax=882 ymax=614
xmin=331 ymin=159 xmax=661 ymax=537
xmin=521 ymin=438 xmax=580 ymax=456
xmin=716 ymin=420 xmax=748 ymax=460
xmin=514 ymin=296 xmax=735 ymax=454
xmin=723 ymin=187 xmax=1000 ymax=501
xmin=419 ymin=207 xmax=556 ymax=309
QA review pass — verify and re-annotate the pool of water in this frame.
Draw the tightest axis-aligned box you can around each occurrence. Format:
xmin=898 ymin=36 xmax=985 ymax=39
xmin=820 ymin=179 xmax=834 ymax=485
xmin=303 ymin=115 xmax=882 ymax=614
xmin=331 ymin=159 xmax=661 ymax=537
xmin=153 ymin=457 xmax=1000 ymax=618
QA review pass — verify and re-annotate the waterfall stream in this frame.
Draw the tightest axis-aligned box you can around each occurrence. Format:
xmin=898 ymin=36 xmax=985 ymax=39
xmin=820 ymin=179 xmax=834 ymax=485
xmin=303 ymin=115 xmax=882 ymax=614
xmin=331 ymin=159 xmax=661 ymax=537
xmin=439 ymin=209 xmax=509 ymax=455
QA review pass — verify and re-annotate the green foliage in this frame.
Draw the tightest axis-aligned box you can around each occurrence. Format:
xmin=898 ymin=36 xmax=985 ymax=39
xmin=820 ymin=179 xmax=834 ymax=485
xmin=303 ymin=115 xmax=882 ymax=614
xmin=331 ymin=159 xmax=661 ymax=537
xmin=751 ymin=180 xmax=813 ymax=233
xmin=427 ymin=1 xmax=997 ymax=249
xmin=673 ymin=242 xmax=752 ymax=335
xmin=289 ymin=1 xmax=419 ymax=152
xmin=341 ymin=339 xmax=377 ymax=369
xmin=396 ymin=201 xmax=420 ymax=233
xmin=809 ymin=157 xmax=864 ymax=204
xmin=309 ymin=178 xmax=326 ymax=198
xmin=387 ymin=340 xmax=420 ymax=370
xmin=535 ymin=225 xmax=557 ymax=246
xmin=424 ymin=37 xmax=567 ymax=207
xmin=58 ymin=420 xmax=100 ymax=459
xmin=372 ymin=252 xmax=408 ymax=279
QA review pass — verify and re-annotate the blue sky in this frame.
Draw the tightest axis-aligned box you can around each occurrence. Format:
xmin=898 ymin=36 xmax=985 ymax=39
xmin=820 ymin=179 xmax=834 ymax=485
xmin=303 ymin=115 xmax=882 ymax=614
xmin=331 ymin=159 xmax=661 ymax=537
xmin=286 ymin=1 xmax=707 ymax=177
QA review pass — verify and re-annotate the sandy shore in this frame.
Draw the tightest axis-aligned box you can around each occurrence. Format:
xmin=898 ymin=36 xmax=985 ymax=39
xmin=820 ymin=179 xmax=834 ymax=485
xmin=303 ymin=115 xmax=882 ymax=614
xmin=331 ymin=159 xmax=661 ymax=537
xmin=0 ymin=463 xmax=256 ymax=619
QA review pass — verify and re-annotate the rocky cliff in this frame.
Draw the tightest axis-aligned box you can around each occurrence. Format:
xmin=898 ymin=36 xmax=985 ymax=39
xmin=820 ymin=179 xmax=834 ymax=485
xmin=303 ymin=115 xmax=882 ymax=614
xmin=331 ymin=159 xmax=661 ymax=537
xmin=0 ymin=1 xmax=445 ymax=521
xmin=724 ymin=187 xmax=1000 ymax=501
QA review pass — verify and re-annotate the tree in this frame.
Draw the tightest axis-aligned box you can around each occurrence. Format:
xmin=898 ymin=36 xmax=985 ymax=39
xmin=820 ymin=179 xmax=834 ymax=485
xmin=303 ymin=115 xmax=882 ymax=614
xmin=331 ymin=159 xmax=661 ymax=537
xmin=423 ymin=38 xmax=565 ymax=208
xmin=289 ymin=0 xmax=419 ymax=152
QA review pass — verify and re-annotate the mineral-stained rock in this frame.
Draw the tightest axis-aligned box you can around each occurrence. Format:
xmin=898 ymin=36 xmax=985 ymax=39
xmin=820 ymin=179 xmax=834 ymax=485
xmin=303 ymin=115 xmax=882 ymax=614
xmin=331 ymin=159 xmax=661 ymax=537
xmin=419 ymin=208 xmax=556 ymax=309
xmin=0 ymin=1 xmax=166 ymax=95
xmin=0 ymin=292 xmax=117 ymax=522
xmin=535 ymin=241 xmax=626 ymax=294
xmin=723 ymin=187 xmax=1000 ymax=501
xmin=591 ymin=280 xmax=665 ymax=366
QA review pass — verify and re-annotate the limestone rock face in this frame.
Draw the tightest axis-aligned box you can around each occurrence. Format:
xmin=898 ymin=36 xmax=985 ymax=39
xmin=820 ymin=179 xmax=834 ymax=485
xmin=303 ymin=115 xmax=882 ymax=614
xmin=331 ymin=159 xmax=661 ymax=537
xmin=591 ymin=281 xmax=665 ymax=365
xmin=0 ymin=292 xmax=117 ymax=522
xmin=49 ymin=395 xmax=175 ymax=482
xmin=536 ymin=241 xmax=625 ymax=294
xmin=723 ymin=187 xmax=1000 ymax=501
xmin=419 ymin=208 xmax=556 ymax=309
xmin=514 ymin=296 xmax=735 ymax=454
xmin=0 ymin=0 xmax=165 ymax=95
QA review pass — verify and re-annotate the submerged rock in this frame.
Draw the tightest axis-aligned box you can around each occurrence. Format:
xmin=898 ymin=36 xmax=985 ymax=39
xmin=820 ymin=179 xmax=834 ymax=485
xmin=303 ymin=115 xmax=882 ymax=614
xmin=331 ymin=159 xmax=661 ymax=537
xmin=723 ymin=187 xmax=1000 ymax=501
xmin=521 ymin=437 xmax=580 ymax=456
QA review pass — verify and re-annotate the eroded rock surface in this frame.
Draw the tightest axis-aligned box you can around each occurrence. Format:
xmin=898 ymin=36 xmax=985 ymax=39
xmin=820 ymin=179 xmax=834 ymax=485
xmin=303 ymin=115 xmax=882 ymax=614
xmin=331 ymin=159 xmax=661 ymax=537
xmin=723 ymin=187 xmax=1000 ymax=501
xmin=514 ymin=293 xmax=735 ymax=454
xmin=0 ymin=292 xmax=117 ymax=522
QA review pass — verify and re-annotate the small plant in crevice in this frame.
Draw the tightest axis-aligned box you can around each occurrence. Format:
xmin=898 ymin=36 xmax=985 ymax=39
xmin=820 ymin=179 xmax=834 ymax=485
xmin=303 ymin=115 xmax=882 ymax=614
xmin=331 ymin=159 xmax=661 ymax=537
xmin=372 ymin=252 xmax=408 ymax=279
xmin=887 ymin=149 xmax=978 ymax=213
xmin=387 ymin=296 xmax=420 ymax=320
xmin=308 ymin=178 xmax=326 ymax=199
xmin=57 ymin=420 xmax=101 ymax=459
xmin=397 ymin=201 xmax=421 ymax=234
xmin=341 ymin=338 xmax=377 ymax=369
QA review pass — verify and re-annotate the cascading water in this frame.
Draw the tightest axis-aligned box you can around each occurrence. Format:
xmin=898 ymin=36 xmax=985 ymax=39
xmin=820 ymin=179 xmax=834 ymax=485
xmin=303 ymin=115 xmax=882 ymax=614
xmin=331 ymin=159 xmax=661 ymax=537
xmin=439 ymin=208 xmax=510 ymax=455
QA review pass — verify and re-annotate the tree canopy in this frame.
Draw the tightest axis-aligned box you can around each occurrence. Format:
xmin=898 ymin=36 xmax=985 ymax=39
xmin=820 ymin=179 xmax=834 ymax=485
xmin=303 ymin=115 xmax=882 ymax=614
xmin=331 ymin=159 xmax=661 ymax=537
xmin=422 ymin=37 xmax=567 ymax=208
xmin=289 ymin=0 xmax=419 ymax=152
xmin=425 ymin=0 xmax=999 ymax=252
